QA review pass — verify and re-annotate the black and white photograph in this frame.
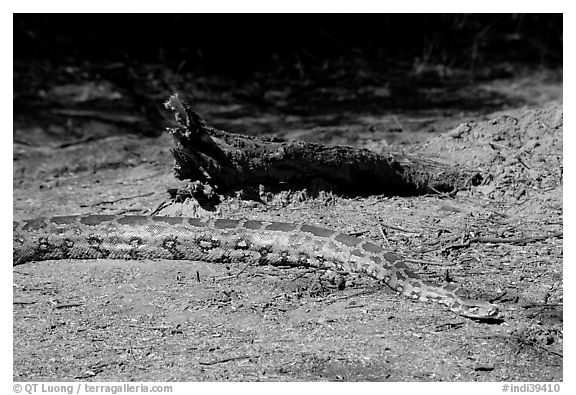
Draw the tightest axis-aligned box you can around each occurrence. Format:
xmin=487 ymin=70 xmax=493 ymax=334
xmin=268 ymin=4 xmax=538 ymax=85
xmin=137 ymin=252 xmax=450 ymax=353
xmin=12 ymin=11 xmax=563 ymax=385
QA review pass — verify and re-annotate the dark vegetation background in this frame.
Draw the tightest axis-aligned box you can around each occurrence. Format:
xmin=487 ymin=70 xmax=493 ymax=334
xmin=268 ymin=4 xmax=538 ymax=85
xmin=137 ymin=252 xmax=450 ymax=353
xmin=14 ymin=14 xmax=562 ymax=71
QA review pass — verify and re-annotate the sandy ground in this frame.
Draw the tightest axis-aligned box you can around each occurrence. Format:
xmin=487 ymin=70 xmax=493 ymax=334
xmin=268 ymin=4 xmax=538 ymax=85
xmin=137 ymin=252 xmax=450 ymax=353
xmin=13 ymin=68 xmax=562 ymax=381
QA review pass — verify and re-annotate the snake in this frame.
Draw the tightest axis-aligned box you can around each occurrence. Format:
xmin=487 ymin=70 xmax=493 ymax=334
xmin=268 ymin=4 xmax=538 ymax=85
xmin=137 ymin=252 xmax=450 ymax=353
xmin=13 ymin=215 xmax=499 ymax=319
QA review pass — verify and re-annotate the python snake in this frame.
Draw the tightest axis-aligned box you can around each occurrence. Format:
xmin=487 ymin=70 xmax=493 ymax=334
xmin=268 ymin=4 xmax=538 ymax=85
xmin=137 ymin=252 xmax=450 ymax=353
xmin=13 ymin=215 xmax=498 ymax=319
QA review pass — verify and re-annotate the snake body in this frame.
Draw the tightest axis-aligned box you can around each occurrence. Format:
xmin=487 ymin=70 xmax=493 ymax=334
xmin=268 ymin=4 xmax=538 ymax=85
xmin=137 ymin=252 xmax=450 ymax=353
xmin=13 ymin=215 xmax=498 ymax=319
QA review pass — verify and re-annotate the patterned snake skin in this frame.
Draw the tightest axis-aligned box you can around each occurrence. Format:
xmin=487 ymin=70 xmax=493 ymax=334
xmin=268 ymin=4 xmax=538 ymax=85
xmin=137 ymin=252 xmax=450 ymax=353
xmin=13 ymin=215 xmax=498 ymax=319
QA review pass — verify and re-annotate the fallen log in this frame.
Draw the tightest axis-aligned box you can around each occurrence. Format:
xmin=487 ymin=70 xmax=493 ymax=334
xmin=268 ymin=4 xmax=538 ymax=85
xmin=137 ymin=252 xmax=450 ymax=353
xmin=164 ymin=93 xmax=482 ymax=196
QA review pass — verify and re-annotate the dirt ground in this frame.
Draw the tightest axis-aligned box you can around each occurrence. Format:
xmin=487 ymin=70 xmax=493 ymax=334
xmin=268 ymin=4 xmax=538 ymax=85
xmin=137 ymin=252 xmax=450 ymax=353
xmin=13 ymin=65 xmax=562 ymax=381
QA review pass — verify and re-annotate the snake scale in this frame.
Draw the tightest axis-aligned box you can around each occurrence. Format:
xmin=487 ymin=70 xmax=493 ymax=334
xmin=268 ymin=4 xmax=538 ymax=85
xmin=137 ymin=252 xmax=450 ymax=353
xmin=13 ymin=215 xmax=498 ymax=319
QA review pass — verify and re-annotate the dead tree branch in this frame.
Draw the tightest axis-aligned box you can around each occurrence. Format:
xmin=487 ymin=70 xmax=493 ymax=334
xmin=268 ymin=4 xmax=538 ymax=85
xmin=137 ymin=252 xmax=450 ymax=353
xmin=164 ymin=93 xmax=483 ymax=195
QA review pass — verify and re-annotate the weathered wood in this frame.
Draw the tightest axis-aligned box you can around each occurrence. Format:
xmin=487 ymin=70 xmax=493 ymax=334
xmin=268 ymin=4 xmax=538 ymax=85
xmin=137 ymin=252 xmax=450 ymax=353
xmin=164 ymin=93 xmax=482 ymax=195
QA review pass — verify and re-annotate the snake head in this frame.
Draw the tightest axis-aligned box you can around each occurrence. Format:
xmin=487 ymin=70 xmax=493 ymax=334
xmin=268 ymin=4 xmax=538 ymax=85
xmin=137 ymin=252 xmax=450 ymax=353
xmin=455 ymin=299 xmax=499 ymax=319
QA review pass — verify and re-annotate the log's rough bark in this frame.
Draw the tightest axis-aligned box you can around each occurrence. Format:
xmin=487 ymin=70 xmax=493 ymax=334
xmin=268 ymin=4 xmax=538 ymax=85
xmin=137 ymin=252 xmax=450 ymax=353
xmin=164 ymin=93 xmax=482 ymax=195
